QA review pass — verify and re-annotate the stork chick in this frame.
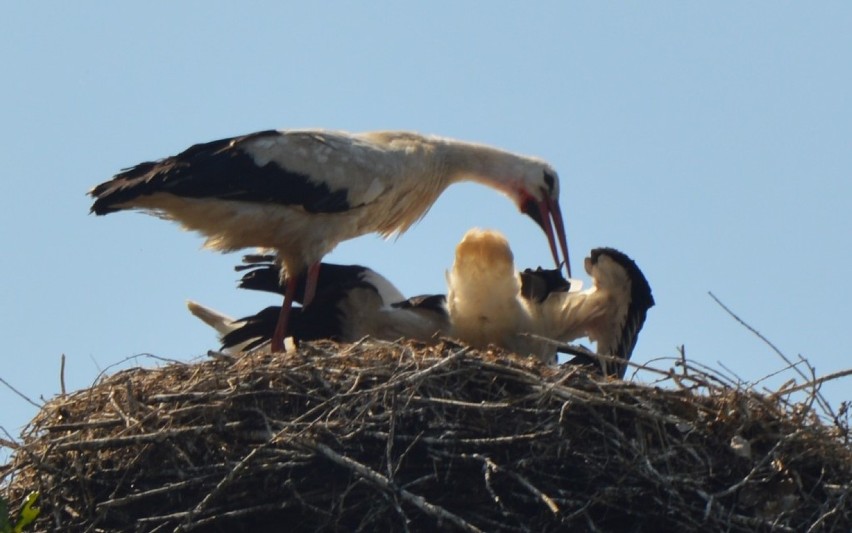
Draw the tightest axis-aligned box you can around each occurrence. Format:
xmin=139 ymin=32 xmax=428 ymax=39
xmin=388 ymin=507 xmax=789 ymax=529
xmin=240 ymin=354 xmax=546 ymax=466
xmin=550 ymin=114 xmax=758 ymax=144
xmin=445 ymin=229 xmax=654 ymax=372
xmin=89 ymin=129 xmax=571 ymax=352
xmin=446 ymin=229 xmax=538 ymax=355
xmin=533 ymin=248 xmax=655 ymax=377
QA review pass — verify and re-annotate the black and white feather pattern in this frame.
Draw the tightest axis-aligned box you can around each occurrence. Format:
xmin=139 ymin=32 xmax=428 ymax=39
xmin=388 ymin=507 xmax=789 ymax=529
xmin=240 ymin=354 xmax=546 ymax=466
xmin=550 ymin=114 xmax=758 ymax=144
xmin=585 ymin=247 xmax=654 ymax=377
xmin=189 ymin=236 xmax=653 ymax=379
xmin=189 ymin=257 xmax=449 ymax=351
xmin=91 ymin=129 xmax=570 ymax=352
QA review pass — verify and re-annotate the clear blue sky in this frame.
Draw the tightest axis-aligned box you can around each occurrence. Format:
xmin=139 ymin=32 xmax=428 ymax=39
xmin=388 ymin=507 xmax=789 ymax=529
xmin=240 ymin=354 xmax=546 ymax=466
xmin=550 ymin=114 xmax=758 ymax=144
xmin=2 ymin=3 xmax=850 ymax=460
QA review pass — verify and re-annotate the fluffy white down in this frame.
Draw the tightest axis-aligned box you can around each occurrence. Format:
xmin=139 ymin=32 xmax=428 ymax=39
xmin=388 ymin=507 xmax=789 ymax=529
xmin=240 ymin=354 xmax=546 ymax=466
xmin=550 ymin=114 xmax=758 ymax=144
xmin=446 ymin=229 xmax=535 ymax=352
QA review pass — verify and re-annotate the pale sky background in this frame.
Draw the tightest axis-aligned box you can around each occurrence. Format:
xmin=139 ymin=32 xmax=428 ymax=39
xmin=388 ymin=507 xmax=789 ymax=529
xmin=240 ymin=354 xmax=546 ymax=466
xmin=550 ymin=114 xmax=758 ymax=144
xmin=2 ymin=3 xmax=850 ymax=462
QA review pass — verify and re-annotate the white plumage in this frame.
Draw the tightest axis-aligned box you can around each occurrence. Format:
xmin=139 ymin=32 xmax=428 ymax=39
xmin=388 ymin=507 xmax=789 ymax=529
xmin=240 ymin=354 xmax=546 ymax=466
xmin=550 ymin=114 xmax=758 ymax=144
xmin=187 ymin=229 xmax=652 ymax=378
xmin=445 ymin=229 xmax=654 ymax=373
xmin=538 ymin=248 xmax=655 ymax=377
xmin=90 ymin=129 xmax=570 ymax=352
xmin=445 ymin=229 xmax=535 ymax=353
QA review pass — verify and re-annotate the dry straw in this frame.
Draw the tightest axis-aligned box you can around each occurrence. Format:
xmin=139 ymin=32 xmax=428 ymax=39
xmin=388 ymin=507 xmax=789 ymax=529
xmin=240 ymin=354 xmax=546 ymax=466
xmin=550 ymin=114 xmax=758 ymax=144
xmin=2 ymin=338 xmax=850 ymax=532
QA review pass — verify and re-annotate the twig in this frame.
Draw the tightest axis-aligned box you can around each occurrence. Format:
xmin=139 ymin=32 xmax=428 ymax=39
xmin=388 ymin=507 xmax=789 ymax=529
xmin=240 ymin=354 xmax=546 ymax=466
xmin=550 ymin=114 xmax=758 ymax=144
xmin=711 ymin=434 xmax=792 ymax=500
xmin=0 ymin=426 xmax=19 ymax=450
xmin=310 ymin=440 xmax=484 ymax=533
xmin=60 ymin=353 xmax=67 ymax=396
xmin=0 ymin=376 xmax=41 ymax=408
xmin=384 ymin=347 xmax=468 ymax=388
xmin=386 ymin=389 xmax=397 ymax=480
xmin=708 ymin=292 xmax=835 ymax=415
xmin=206 ymin=350 xmax=235 ymax=362
xmin=91 ymin=353 xmax=187 ymax=387
xmin=772 ymin=368 xmax=852 ymax=397
xmin=178 ymin=502 xmax=299 ymax=531
xmin=52 ymin=422 xmax=245 ymax=451
xmin=409 ymin=396 xmax=514 ymax=409
xmin=98 ymin=479 xmax=206 ymax=509
xmin=716 ymin=361 xmax=746 ymax=388
xmin=749 ymin=359 xmax=806 ymax=389
xmin=479 ymin=455 xmax=509 ymax=518
xmin=708 ymin=292 xmax=790 ymax=366
xmin=507 ymin=469 xmax=559 ymax=514
xmin=422 ymin=431 xmax=555 ymax=447
xmin=806 ymin=487 xmax=849 ymax=533
xmin=176 ymin=414 xmax=288 ymax=531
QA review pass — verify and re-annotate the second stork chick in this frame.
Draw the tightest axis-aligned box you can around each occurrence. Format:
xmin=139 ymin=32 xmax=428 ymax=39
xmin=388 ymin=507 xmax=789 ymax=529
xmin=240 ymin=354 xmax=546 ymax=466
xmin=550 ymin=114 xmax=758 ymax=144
xmin=533 ymin=248 xmax=654 ymax=378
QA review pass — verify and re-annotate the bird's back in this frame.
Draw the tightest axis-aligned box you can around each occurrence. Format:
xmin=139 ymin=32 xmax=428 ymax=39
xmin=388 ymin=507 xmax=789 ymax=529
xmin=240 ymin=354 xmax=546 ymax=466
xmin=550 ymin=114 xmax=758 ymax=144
xmin=90 ymin=130 xmax=354 ymax=215
xmin=88 ymin=129 xmax=457 ymax=261
xmin=90 ymin=129 xmax=448 ymax=214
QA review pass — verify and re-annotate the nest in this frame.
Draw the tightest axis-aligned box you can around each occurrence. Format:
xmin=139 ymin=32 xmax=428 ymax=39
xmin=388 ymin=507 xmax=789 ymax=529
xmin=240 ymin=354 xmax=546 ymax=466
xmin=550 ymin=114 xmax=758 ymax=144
xmin=2 ymin=340 xmax=851 ymax=532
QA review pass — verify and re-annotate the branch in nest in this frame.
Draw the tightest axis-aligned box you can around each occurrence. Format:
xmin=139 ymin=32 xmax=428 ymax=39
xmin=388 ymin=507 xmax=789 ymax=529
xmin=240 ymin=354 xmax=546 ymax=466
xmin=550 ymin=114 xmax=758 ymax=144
xmin=309 ymin=439 xmax=484 ymax=533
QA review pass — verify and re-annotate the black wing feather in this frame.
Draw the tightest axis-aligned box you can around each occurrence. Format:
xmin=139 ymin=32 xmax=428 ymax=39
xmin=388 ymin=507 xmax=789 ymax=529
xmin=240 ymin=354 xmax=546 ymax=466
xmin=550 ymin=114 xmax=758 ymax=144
xmin=236 ymin=259 xmax=372 ymax=304
xmin=391 ymin=294 xmax=447 ymax=315
xmin=90 ymin=130 xmax=351 ymax=215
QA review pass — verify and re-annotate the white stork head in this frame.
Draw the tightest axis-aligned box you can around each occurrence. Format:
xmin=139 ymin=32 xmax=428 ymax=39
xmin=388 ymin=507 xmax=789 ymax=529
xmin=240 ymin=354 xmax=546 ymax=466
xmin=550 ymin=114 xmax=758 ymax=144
xmin=493 ymin=165 xmax=570 ymax=278
xmin=517 ymin=167 xmax=571 ymax=278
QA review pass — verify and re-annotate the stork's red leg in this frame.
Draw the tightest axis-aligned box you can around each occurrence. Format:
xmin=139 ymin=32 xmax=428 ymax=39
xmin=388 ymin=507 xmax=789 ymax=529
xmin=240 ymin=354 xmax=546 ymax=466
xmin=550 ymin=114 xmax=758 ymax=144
xmin=270 ymin=276 xmax=299 ymax=352
xmin=302 ymin=262 xmax=321 ymax=307
xmin=270 ymin=263 xmax=321 ymax=352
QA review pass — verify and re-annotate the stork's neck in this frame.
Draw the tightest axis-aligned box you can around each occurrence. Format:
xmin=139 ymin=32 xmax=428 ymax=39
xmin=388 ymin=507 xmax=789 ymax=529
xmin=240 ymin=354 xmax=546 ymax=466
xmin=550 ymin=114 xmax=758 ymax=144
xmin=438 ymin=139 xmax=542 ymax=196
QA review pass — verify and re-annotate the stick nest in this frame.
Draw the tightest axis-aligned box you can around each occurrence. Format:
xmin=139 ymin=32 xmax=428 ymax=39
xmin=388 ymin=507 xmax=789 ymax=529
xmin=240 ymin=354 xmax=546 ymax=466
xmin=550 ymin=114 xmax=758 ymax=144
xmin=3 ymin=340 xmax=851 ymax=532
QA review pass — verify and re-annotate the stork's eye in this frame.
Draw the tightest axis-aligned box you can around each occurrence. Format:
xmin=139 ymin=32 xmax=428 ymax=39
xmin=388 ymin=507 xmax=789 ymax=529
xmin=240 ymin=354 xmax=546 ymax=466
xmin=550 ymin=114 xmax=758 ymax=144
xmin=543 ymin=171 xmax=556 ymax=194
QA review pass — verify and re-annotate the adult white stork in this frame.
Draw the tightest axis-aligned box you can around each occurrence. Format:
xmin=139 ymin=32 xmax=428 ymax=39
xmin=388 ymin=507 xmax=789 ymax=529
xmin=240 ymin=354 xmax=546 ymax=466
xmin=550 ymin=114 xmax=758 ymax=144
xmin=188 ymin=257 xmax=449 ymax=351
xmin=89 ymin=129 xmax=571 ymax=352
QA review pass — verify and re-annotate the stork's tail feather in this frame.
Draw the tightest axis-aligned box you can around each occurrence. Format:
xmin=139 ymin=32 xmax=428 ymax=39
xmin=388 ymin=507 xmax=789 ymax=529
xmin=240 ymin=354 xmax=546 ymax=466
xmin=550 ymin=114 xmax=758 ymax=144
xmin=235 ymin=254 xmax=278 ymax=270
xmin=186 ymin=300 xmax=236 ymax=336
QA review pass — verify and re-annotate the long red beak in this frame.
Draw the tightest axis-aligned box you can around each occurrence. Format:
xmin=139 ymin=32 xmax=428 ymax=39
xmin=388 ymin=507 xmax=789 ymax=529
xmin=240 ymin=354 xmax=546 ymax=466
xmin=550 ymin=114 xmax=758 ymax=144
xmin=523 ymin=195 xmax=571 ymax=277
xmin=541 ymin=196 xmax=571 ymax=277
